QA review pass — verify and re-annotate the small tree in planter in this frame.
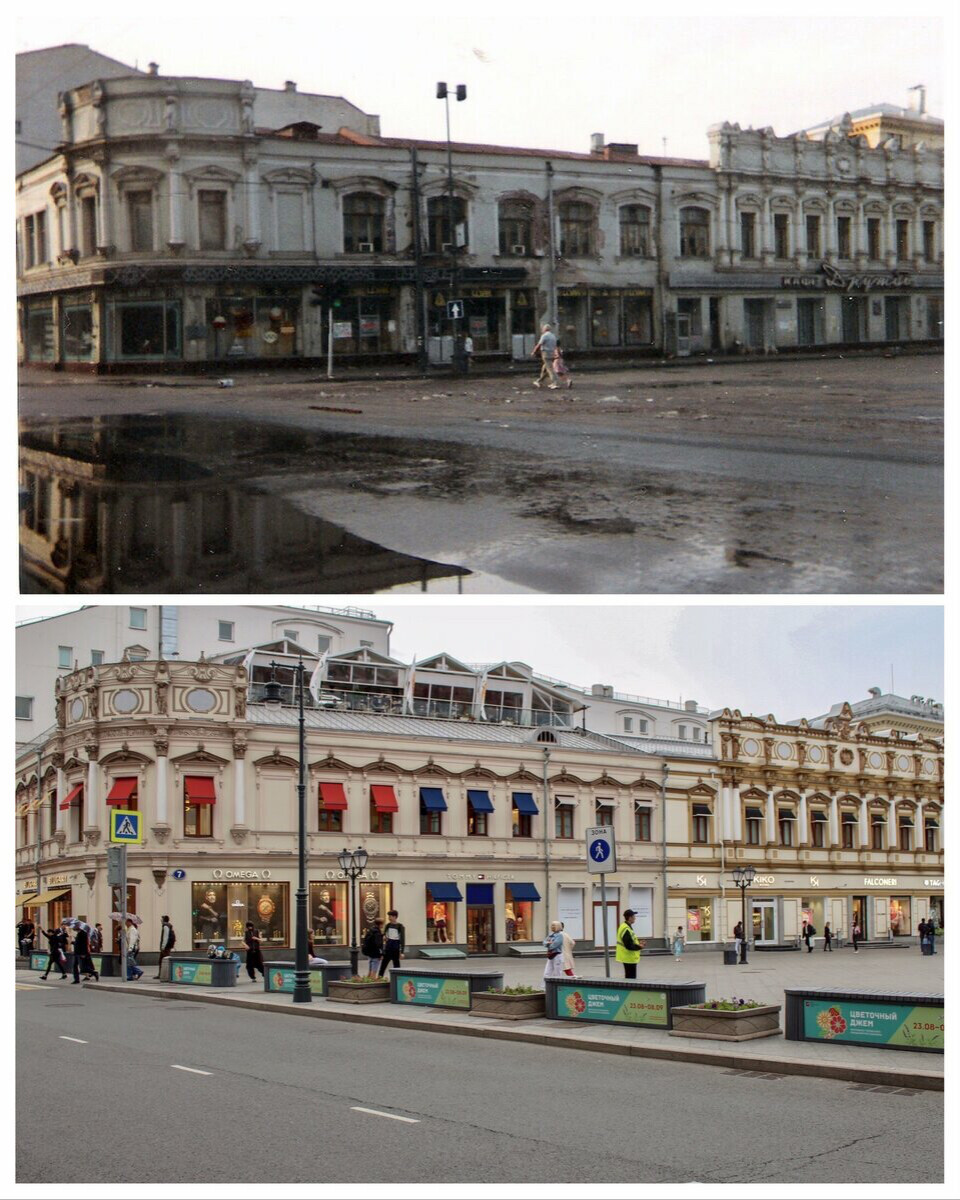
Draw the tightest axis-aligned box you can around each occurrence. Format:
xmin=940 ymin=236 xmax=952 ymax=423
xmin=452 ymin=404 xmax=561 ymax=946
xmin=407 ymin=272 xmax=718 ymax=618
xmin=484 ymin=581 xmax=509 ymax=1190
xmin=670 ymin=996 xmax=782 ymax=1041
xmin=471 ymin=984 xmax=546 ymax=1020
xmin=327 ymin=975 xmax=391 ymax=1004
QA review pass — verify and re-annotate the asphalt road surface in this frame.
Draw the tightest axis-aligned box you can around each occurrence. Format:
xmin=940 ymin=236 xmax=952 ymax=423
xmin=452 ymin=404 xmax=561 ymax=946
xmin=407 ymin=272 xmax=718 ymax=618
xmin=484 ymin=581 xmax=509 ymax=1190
xmin=16 ymin=982 xmax=942 ymax=1185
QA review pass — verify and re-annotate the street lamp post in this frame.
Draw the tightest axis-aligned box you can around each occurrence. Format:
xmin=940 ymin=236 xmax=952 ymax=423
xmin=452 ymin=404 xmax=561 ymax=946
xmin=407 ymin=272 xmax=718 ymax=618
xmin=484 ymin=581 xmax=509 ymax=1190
xmin=436 ymin=81 xmax=467 ymax=374
xmin=338 ymin=846 xmax=369 ymax=976
xmin=732 ymin=865 xmax=756 ymax=964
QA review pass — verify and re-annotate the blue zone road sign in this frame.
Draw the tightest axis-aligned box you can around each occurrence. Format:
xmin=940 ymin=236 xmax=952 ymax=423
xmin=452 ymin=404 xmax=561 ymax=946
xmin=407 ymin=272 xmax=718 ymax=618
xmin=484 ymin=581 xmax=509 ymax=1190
xmin=586 ymin=826 xmax=616 ymax=873
xmin=590 ymin=839 xmax=611 ymax=863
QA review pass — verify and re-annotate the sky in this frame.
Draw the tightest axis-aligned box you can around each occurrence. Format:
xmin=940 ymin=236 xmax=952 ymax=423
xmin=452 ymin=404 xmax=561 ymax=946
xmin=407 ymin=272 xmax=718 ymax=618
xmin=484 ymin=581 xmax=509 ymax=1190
xmin=15 ymin=602 xmax=943 ymax=722
xmin=14 ymin=3 xmax=948 ymax=162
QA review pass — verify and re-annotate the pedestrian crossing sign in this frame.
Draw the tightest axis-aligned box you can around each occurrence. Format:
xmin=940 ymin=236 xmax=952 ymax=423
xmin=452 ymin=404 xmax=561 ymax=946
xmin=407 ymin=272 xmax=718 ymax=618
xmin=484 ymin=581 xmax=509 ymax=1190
xmin=110 ymin=809 xmax=142 ymax=844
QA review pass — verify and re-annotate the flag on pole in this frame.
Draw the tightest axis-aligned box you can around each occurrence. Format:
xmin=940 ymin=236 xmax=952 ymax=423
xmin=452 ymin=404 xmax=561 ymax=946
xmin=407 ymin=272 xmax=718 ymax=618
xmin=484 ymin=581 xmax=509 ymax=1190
xmin=308 ymin=651 xmax=328 ymax=706
xmin=240 ymin=647 xmax=256 ymax=678
xmin=474 ymin=664 xmax=490 ymax=718
xmin=403 ymin=655 xmax=417 ymax=714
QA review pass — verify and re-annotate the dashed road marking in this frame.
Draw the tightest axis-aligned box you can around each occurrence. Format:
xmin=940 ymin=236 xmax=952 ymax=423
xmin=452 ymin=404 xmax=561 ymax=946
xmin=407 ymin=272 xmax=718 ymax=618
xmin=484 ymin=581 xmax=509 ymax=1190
xmin=350 ymin=1106 xmax=419 ymax=1124
xmin=59 ymin=1036 xmax=88 ymax=1044
xmin=171 ymin=1064 xmax=212 ymax=1076
xmin=16 ymin=984 xmax=44 ymax=991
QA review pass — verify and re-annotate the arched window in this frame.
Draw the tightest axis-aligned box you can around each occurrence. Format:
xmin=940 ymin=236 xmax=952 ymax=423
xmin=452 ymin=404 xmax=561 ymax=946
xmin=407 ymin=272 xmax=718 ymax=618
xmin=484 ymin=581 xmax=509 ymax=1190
xmin=427 ymin=195 xmax=468 ymax=252
xmin=343 ymin=192 xmax=384 ymax=253
xmin=499 ymin=199 xmax=534 ymax=255
xmin=619 ymin=205 xmax=650 ymax=256
xmin=680 ymin=207 xmax=710 ymax=258
xmin=559 ymin=201 xmax=595 ymax=256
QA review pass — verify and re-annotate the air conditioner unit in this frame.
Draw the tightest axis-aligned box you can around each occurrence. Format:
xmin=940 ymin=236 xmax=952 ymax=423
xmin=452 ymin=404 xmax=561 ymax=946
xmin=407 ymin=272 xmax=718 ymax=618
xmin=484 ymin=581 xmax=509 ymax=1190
xmin=357 ymin=241 xmax=374 ymax=253
xmin=511 ymin=243 xmax=526 ymax=256
xmin=441 ymin=241 xmax=454 ymax=252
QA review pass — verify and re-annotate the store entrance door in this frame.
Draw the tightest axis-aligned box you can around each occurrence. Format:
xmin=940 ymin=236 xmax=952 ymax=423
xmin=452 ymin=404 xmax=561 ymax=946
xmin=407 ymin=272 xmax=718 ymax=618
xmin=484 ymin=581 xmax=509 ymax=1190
xmin=467 ymin=906 xmax=495 ymax=954
xmin=751 ymin=899 xmax=777 ymax=945
xmin=851 ymin=895 xmax=869 ymax=940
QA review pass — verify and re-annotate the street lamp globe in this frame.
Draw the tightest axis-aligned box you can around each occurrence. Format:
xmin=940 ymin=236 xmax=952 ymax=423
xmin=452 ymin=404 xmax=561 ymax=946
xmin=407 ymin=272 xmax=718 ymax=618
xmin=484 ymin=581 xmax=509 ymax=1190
xmin=337 ymin=847 xmax=353 ymax=873
xmin=743 ymin=865 xmax=757 ymax=885
xmin=732 ymin=866 xmax=745 ymax=886
xmin=353 ymin=846 xmax=369 ymax=873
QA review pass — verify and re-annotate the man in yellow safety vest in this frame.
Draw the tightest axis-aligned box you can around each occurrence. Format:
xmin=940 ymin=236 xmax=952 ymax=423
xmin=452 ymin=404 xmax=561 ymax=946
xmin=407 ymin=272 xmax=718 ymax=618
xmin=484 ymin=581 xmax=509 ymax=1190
xmin=615 ymin=909 xmax=645 ymax=979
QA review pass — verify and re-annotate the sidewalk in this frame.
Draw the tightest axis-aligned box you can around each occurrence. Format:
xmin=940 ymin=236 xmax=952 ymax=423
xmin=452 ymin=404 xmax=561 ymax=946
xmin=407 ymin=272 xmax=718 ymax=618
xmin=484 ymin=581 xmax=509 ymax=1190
xmin=19 ymin=961 xmax=942 ymax=1092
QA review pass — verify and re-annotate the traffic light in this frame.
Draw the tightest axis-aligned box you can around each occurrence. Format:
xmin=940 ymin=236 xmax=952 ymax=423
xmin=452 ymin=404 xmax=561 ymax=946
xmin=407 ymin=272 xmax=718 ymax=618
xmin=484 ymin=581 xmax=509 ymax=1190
xmin=310 ymin=284 xmax=345 ymax=308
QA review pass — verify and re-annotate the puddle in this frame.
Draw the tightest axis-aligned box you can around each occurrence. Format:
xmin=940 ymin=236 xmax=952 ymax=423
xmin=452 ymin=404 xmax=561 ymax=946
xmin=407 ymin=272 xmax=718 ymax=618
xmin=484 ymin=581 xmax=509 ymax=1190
xmin=19 ymin=415 xmax=470 ymax=594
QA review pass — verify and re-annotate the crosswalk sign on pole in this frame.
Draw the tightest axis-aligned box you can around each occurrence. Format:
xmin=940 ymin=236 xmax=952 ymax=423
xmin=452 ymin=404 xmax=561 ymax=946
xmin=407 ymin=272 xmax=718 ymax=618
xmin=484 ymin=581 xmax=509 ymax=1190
xmin=110 ymin=809 xmax=142 ymax=844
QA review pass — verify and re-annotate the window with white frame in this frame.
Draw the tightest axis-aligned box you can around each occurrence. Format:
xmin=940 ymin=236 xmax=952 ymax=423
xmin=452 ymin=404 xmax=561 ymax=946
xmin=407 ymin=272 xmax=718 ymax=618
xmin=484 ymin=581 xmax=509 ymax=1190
xmin=218 ymin=620 xmax=234 ymax=641
xmin=127 ymin=190 xmax=154 ymax=251
xmin=198 ymin=190 xmax=227 ymax=250
xmin=58 ymin=645 xmax=73 ymax=669
xmin=91 ymin=650 xmax=104 ymax=666
xmin=745 ymin=806 xmax=763 ymax=845
xmin=692 ymin=803 xmax=711 ymax=843
xmin=343 ymin=192 xmax=384 ymax=253
xmin=559 ymin=201 xmax=595 ymax=256
xmin=623 ymin=717 xmax=633 ymax=732
xmin=619 ymin=205 xmax=650 ymax=256
xmin=16 ymin=697 xmax=33 ymax=721
xmin=778 ymin=808 xmax=795 ymax=846
xmin=679 ymin=207 xmax=710 ymax=257
xmin=129 ymin=607 xmax=147 ymax=630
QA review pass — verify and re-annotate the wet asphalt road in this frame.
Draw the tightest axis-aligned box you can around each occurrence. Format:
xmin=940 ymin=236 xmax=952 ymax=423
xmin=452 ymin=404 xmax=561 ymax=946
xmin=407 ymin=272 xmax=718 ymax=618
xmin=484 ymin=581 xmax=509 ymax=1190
xmin=19 ymin=354 xmax=943 ymax=593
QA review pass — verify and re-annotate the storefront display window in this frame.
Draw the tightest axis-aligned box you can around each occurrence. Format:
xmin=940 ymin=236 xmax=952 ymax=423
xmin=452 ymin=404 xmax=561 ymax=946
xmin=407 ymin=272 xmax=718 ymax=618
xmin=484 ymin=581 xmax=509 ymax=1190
xmin=191 ymin=881 xmax=289 ymax=949
xmin=26 ymin=307 xmax=55 ymax=362
xmin=686 ymin=900 xmax=712 ymax=942
xmin=309 ymin=882 xmax=347 ymax=945
xmin=356 ymin=882 xmax=393 ymax=937
xmin=623 ymin=293 xmax=654 ymax=344
xmin=504 ymin=885 xmax=536 ymax=942
xmin=61 ymin=305 xmax=94 ymax=361
xmin=928 ymin=898 xmax=943 ymax=928
xmin=115 ymin=301 xmax=181 ymax=360
xmin=425 ymin=884 xmax=460 ymax=942
xmin=801 ymin=897 xmax=825 ymax=933
xmin=889 ymin=896 xmax=911 ymax=937
xmin=332 ymin=289 xmax=398 ymax=354
xmin=204 ymin=295 xmax=300 ymax=359
xmin=591 ymin=292 xmax=621 ymax=346
xmin=510 ymin=290 xmax=536 ymax=335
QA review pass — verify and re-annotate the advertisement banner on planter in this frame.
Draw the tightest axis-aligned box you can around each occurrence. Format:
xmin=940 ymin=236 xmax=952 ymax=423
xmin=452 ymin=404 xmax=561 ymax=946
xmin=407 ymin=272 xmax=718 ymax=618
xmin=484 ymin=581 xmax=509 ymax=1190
xmin=267 ymin=968 xmax=325 ymax=996
xmin=172 ymin=961 xmax=213 ymax=986
xmin=556 ymin=985 xmax=668 ymax=1026
xmin=31 ymin=953 xmax=49 ymax=971
xmin=395 ymin=974 xmax=471 ymax=1009
xmin=803 ymin=1000 xmax=943 ymax=1050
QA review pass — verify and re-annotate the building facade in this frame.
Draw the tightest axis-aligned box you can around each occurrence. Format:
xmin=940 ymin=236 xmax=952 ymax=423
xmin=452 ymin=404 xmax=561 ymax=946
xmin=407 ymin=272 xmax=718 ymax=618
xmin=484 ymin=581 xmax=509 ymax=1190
xmin=15 ymin=652 xmax=942 ymax=957
xmin=16 ymin=69 xmax=943 ymax=371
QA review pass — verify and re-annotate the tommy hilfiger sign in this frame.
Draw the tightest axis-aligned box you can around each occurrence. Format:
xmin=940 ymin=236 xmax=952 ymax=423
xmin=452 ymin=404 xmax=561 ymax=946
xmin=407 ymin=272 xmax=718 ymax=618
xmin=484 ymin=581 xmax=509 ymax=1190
xmin=781 ymin=262 xmax=912 ymax=292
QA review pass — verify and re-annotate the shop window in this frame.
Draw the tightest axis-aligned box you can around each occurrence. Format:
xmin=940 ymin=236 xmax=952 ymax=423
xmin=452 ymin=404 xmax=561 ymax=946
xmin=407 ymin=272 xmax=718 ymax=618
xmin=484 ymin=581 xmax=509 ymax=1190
xmin=127 ymin=190 xmax=153 ymax=251
xmin=58 ymin=645 xmax=73 ymax=669
xmin=778 ymin=809 xmax=794 ymax=847
xmin=923 ymin=221 xmax=936 ymax=262
xmin=686 ymin=900 xmax=712 ymax=942
xmin=896 ymin=219 xmax=910 ymax=262
xmin=926 ymin=298 xmax=943 ymax=339
xmin=841 ymin=817 xmax=856 ymax=849
xmin=356 ymin=881 xmax=393 ymax=937
xmin=810 ymin=812 xmax=827 ymax=847
xmin=505 ymin=884 xmax=537 ymax=942
xmin=624 ymin=294 xmax=654 ymax=345
xmin=425 ymin=887 xmax=457 ymax=942
xmin=559 ymin=200 xmax=595 ymax=256
xmin=805 ymin=214 xmax=821 ymax=257
xmin=26 ymin=307 xmax=55 ymax=362
xmin=871 ymin=821 xmax=884 ymax=850
xmin=309 ymin=882 xmax=348 ymax=945
xmin=740 ymin=211 xmax=757 ymax=258
xmin=590 ymin=293 xmax=621 ymax=346
xmin=554 ymin=799 xmax=574 ymax=839
xmin=889 ymin=896 xmax=910 ymax=936
xmin=192 ymin=881 xmax=290 ymax=949
xmin=745 ymin=807 xmax=763 ymax=845
xmin=61 ymin=304 xmax=94 ymax=361
xmin=619 ymin=205 xmax=650 ymax=256
xmin=868 ymin=218 xmax=881 ymax=260
xmin=116 ymin=301 xmax=181 ymax=359
xmin=198 ymin=190 xmax=227 ymax=250
xmin=800 ymin=896 xmax=825 ymax=934
xmin=679 ymin=207 xmax=710 ymax=258
xmin=343 ymin=192 xmax=384 ymax=253
xmin=836 ymin=216 xmax=852 ymax=259
xmin=427 ymin=194 xmax=467 ymax=253
xmin=924 ymin=820 xmax=938 ymax=853
xmin=677 ymin=298 xmax=702 ymax=336
xmin=498 ymin=199 xmax=533 ymax=255
xmin=897 ymin=820 xmax=913 ymax=852
xmin=634 ymin=805 xmax=651 ymax=841
xmin=16 ymin=696 xmax=33 ymax=721
xmin=774 ymin=212 xmax=789 ymax=259
xmin=692 ymin=804 xmax=710 ymax=843
xmin=595 ymin=800 xmax=614 ymax=827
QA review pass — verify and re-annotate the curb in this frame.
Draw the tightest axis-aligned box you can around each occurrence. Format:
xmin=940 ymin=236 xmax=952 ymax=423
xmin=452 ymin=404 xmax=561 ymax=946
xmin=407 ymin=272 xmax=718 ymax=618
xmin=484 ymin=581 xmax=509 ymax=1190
xmin=89 ymin=981 xmax=943 ymax=1093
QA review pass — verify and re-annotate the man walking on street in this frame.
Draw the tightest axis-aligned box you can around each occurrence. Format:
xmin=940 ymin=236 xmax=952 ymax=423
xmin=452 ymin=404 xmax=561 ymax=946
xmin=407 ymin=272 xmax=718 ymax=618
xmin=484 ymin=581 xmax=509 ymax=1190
xmin=615 ymin=909 xmax=644 ymax=980
xmin=39 ymin=924 xmax=68 ymax=980
xmin=125 ymin=919 xmax=143 ymax=980
xmin=71 ymin=923 xmax=99 ymax=984
xmin=531 ymin=322 xmax=559 ymax=389
xmin=244 ymin=921 xmax=264 ymax=981
xmin=155 ymin=915 xmax=176 ymax=979
xmin=378 ymin=909 xmax=405 ymax=977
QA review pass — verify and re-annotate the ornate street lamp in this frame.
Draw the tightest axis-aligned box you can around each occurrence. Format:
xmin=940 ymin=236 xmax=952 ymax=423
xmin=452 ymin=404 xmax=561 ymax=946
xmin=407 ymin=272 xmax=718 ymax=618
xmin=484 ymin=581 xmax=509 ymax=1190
xmin=732 ymin=865 xmax=756 ymax=964
xmin=292 ymin=657 xmax=311 ymax=1003
xmin=338 ymin=845 xmax=369 ymax=976
xmin=436 ymin=81 xmax=467 ymax=374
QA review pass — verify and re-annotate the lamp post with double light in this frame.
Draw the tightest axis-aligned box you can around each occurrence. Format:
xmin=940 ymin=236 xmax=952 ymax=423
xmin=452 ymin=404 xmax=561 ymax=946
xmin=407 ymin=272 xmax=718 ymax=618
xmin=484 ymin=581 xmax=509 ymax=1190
xmin=338 ymin=846 xmax=369 ymax=976
xmin=436 ymin=81 xmax=467 ymax=374
xmin=732 ymin=865 xmax=756 ymax=964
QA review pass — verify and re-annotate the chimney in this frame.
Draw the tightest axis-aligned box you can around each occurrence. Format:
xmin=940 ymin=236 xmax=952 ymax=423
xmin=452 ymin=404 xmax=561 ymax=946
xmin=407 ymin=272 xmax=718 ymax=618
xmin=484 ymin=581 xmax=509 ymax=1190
xmin=868 ymin=686 xmax=882 ymax=698
xmin=908 ymin=84 xmax=926 ymax=115
xmin=285 ymin=80 xmax=297 ymax=93
xmin=147 ymin=62 xmax=159 ymax=76
xmin=590 ymin=132 xmax=604 ymax=155
xmin=684 ymin=700 xmax=699 ymax=711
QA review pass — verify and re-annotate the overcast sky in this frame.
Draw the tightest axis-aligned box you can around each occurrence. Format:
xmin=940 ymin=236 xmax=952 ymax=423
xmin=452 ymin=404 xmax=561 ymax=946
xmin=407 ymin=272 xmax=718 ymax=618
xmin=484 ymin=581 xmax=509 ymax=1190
xmin=16 ymin=3 xmax=946 ymax=161
xmin=16 ymin=603 xmax=943 ymax=722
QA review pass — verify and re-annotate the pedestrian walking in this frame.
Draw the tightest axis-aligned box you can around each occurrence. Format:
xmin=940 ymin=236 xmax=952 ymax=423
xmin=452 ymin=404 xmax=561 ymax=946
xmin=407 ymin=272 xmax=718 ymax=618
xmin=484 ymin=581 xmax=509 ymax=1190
xmin=243 ymin=922 xmax=264 ymax=981
xmin=559 ymin=922 xmax=576 ymax=977
xmin=89 ymin=923 xmax=104 ymax=954
xmin=852 ymin=921 xmax=861 ymax=952
xmin=462 ymin=334 xmax=473 ymax=373
xmin=733 ymin=920 xmax=744 ymax=960
xmin=543 ymin=921 xmax=564 ymax=980
xmin=672 ymin=925 xmax=685 ymax=962
xmin=361 ymin=918 xmax=384 ymax=977
xmin=918 ymin=918 xmax=933 ymax=956
xmin=615 ymin=909 xmax=644 ymax=980
xmin=378 ymin=909 xmax=406 ymax=977
xmin=802 ymin=920 xmax=815 ymax=952
xmin=155 ymin=915 xmax=176 ymax=979
xmin=927 ymin=916 xmax=938 ymax=954
xmin=531 ymin=322 xmax=559 ymax=389
xmin=125 ymin=919 xmax=143 ymax=980
xmin=39 ymin=925 xmax=68 ymax=980
xmin=71 ymin=923 xmax=99 ymax=984
xmin=823 ymin=923 xmax=833 ymax=951
xmin=553 ymin=343 xmax=573 ymax=390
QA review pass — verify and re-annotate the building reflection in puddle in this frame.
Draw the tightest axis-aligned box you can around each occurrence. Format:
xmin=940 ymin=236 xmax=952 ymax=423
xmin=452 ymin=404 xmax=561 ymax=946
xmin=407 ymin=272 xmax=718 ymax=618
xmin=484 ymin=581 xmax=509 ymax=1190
xmin=19 ymin=415 xmax=469 ymax=594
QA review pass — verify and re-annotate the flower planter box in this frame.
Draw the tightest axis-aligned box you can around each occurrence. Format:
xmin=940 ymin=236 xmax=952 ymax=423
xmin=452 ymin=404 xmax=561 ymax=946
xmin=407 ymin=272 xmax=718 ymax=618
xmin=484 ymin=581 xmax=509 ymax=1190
xmin=327 ymin=979 xmax=391 ymax=1004
xmin=669 ymin=1004 xmax=782 ymax=1041
xmin=471 ymin=991 xmax=546 ymax=1020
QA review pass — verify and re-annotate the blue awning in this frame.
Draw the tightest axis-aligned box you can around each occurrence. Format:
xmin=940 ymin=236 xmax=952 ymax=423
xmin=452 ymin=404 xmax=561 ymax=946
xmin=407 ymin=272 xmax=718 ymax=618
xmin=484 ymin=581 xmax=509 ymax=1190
xmin=467 ymin=789 xmax=494 ymax=813
xmin=508 ymin=882 xmax=541 ymax=902
xmin=466 ymin=883 xmax=494 ymax=905
xmin=420 ymin=787 xmax=448 ymax=812
xmin=512 ymin=791 xmax=539 ymax=815
xmin=427 ymin=882 xmax=462 ymax=902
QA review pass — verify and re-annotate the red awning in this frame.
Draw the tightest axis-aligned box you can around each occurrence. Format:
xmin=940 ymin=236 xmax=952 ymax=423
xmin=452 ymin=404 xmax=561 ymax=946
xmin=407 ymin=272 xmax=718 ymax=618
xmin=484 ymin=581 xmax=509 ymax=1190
xmin=319 ymin=782 xmax=348 ymax=811
xmin=59 ymin=783 xmax=83 ymax=811
xmin=184 ymin=776 xmax=216 ymax=805
xmin=106 ymin=777 xmax=138 ymax=806
xmin=371 ymin=785 xmax=399 ymax=813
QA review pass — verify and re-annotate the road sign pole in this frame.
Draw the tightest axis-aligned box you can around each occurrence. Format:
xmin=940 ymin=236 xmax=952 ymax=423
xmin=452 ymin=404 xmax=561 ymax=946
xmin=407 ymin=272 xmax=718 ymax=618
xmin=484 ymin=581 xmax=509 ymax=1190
xmin=120 ymin=844 xmax=127 ymax=982
xmin=327 ymin=307 xmax=334 ymax=380
xmin=601 ymin=873 xmax=610 ymax=979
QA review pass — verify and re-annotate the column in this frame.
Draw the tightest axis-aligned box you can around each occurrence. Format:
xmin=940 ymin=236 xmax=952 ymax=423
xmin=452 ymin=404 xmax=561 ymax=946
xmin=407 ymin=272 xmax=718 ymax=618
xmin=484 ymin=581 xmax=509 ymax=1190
xmin=726 ymin=183 xmax=737 ymax=268
xmin=94 ymin=159 xmax=113 ymax=252
xmin=233 ymin=746 xmax=246 ymax=826
xmin=887 ymin=795 xmax=898 ymax=852
xmin=55 ymin=764 xmax=65 ymax=833
xmin=731 ymin=783 xmax=742 ymax=842
xmin=797 ymin=790 xmax=808 ymax=845
xmin=915 ymin=799 xmax=924 ymax=852
xmin=243 ymin=149 xmax=260 ymax=249
xmin=86 ymin=753 xmax=99 ymax=831
xmin=760 ymin=191 xmax=773 ymax=264
xmin=828 ymin=792 xmax=839 ymax=848
xmin=854 ymin=200 xmax=867 ymax=267
xmin=155 ymin=751 xmax=168 ymax=824
xmin=885 ymin=203 xmax=897 ymax=269
xmin=858 ymin=797 xmax=869 ymax=849
xmin=825 ymin=196 xmax=837 ymax=261
xmin=165 ymin=145 xmax=184 ymax=249
xmin=719 ymin=783 xmax=729 ymax=841
xmin=765 ymin=790 xmax=776 ymax=845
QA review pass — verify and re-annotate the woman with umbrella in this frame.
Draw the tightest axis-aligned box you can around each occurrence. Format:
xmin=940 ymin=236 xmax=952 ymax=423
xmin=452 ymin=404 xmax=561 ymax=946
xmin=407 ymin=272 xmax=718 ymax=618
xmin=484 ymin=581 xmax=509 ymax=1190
xmin=66 ymin=919 xmax=99 ymax=983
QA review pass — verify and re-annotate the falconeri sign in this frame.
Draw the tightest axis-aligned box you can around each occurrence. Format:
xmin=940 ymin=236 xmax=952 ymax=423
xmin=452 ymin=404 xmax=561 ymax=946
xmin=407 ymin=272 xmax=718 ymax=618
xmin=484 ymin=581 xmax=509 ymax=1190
xmin=781 ymin=262 xmax=912 ymax=292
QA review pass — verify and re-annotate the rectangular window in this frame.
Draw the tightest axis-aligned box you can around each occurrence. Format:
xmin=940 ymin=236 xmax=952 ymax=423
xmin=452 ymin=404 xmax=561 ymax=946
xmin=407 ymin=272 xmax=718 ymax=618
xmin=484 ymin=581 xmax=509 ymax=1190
xmin=680 ymin=209 xmax=710 ymax=258
xmin=35 ymin=210 xmax=47 ymax=263
xmin=740 ymin=211 xmax=756 ymax=258
xmin=505 ymin=885 xmax=534 ymax=942
xmin=595 ymin=801 xmax=614 ymax=827
xmin=634 ymin=806 xmax=651 ymax=841
xmin=638 ymin=719 xmax=648 ymax=734
xmin=23 ymin=215 xmax=35 ymax=268
xmin=184 ymin=780 xmax=215 ymax=838
xmin=686 ymin=900 xmax=712 ymax=942
xmin=897 ymin=821 xmax=913 ymax=852
xmin=868 ymin=218 xmax=881 ymax=260
xmin=623 ymin=717 xmax=633 ymax=732
xmin=896 ymin=220 xmax=910 ymax=261
xmin=218 ymin=620 xmax=234 ymax=641
xmin=192 ymin=881 xmax=291 ymax=949
xmin=199 ymin=190 xmax=227 ymax=251
xmin=419 ymin=804 xmax=442 ymax=835
xmin=90 ymin=651 xmax=104 ymax=666
xmin=80 ymin=195 xmax=98 ymax=256
xmin=16 ymin=696 xmax=33 ymax=721
xmin=923 ymin=221 xmax=935 ymax=262
xmin=811 ymin=815 xmax=826 ymax=848
xmin=924 ymin=822 xmax=938 ymax=853
xmin=560 ymin=202 xmax=594 ymax=256
xmin=871 ymin=822 xmax=884 ymax=850
xmin=512 ymin=806 xmax=532 ymax=838
xmin=128 ymin=191 xmax=153 ymax=251
xmin=692 ymin=807 xmax=710 ymax=843
xmin=805 ymin=214 xmax=821 ymax=257
xmin=554 ymin=800 xmax=574 ymax=840
xmin=317 ymin=635 xmax=332 ymax=654
xmin=467 ymin=807 xmax=488 ymax=836
xmin=129 ymin=607 xmax=147 ymax=630
xmin=774 ymin=213 xmax=789 ymax=259
xmin=889 ymin=896 xmax=910 ymax=936
xmin=370 ymin=797 xmax=393 ymax=834
xmin=837 ymin=216 xmax=851 ymax=259
xmin=58 ymin=646 xmax=73 ymax=669
xmin=677 ymin=298 xmax=702 ymax=336
xmin=619 ymin=205 xmax=650 ymax=256
xmin=842 ymin=819 xmax=855 ymax=849
xmin=426 ymin=891 xmax=456 ymax=942
xmin=276 ymin=190 xmax=305 ymax=251
xmin=746 ymin=816 xmax=762 ymax=845
xmin=778 ymin=811 xmax=794 ymax=847
xmin=678 ymin=725 xmax=687 ymax=740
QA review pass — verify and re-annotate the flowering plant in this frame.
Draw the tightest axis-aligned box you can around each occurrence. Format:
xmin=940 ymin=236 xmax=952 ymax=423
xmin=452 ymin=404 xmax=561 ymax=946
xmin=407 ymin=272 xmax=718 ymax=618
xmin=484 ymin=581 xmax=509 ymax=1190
xmin=690 ymin=997 xmax=763 ymax=1011
xmin=487 ymin=985 xmax=542 ymax=995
